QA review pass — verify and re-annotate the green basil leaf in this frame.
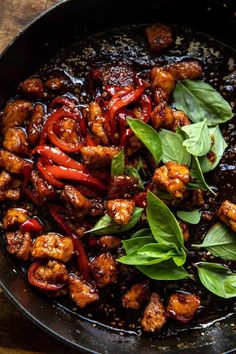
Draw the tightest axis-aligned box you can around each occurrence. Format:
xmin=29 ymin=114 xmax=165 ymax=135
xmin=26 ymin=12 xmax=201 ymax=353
xmin=193 ymin=223 xmax=236 ymax=260
xmin=199 ymin=126 xmax=227 ymax=173
xmin=137 ymin=260 xmax=189 ymax=280
xmin=182 ymin=119 xmax=211 ymax=156
xmin=196 ymin=262 xmax=236 ymax=298
xmin=126 ymin=166 xmax=145 ymax=190
xmin=127 ymin=118 xmax=162 ymax=164
xmin=138 ymin=243 xmax=177 ymax=257
xmin=159 ymin=129 xmax=191 ymax=166
xmin=118 ymin=247 xmax=174 ymax=265
xmin=131 ymin=228 xmax=152 ymax=239
xmin=177 ymin=209 xmax=201 ymax=224
xmin=147 ymin=191 xmax=184 ymax=246
xmin=173 ymin=80 xmax=233 ymax=125
xmin=190 ymin=156 xmax=216 ymax=195
xmin=111 ymin=150 xmax=125 ymax=177
xmin=173 ymin=247 xmax=186 ymax=266
xmin=86 ymin=207 xmax=143 ymax=235
xmin=122 ymin=236 xmax=154 ymax=254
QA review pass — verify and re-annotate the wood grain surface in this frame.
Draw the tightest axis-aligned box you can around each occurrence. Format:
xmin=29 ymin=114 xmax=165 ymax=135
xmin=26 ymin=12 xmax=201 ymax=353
xmin=0 ymin=3 xmax=81 ymax=353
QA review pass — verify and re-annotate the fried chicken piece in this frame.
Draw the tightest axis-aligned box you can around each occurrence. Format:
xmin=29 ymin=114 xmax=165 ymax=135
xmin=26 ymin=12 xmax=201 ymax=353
xmin=27 ymin=103 xmax=45 ymax=146
xmin=68 ymin=273 xmax=99 ymax=308
xmin=99 ymin=236 xmax=121 ymax=249
xmin=179 ymin=222 xmax=190 ymax=242
xmin=0 ymin=171 xmax=12 ymax=189
xmin=33 ymin=260 xmax=68 ymax=286
xmin=89 ymin=198 xmax=107 ymax=217
xmin=107 ymin=199 xmax=135 ymax=225
xmin=166 ymin=293 xmax=201 ymax=323
xmin=90 ymin=252 xmax=117 ymax=288
xmin=122 ymin=281 xmax=149 ymax=310
xmin=5 ymin=230 xmax=32 ymax=260
xmin=31 ymin=233 xmax=74 ymax=262
xmin=150 ymin=67 xmax=175 ymax=102
xmin=126 ymin=135 xmax=143 ymax=156
xmin=108 ymin=175 xmax=139 ymax=199
xmin=145 ymin=24 xmax=173 ymax=52
xmin=90 ymin=63 xmax=136 ymax=87
xmin=81 ymin=145 xmax=120 ymax=169
xmin=31 ymin=170 xmax=56 ymax=201
xmin=150 ymin=103 xmax=174 ymax=130
xmin=61 ymin=185 xmax=91 ymax=220
xmin=0 ymin=150 xmax=25 ymax=174
xmin=3 ymin=127 xmax=29 ymax=155
xmin=0 ymin=189 xmax=21 ymax=202
xmin=59 ymin=118 xmax=80 ymax=145
xmin=18 ymin=77 xmax=44 ymax=98
xmin=44 ymin=71 xmax=71 ymax=92
xmin=88 ymin=102 xmax=108 ymax=145
xmin=153 ymin=162 xmax=190 ymax=199
xmin=3 ymin=208 xmax=28 ymax=230
xmin=172 ymin=110 xmax=190 ymax=131
xmin=141 ymin=293 xmax=167 ymax=332
xmin=166 ymin=60 xmax=203 ymax=81
xmin=1 ymin=99 xmax=33 ymax=134
xmin=217 ymin=200 xmax=236 ymax=232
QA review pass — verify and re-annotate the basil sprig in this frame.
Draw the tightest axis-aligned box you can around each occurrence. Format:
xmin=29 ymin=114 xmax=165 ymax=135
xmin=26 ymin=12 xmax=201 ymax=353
xmin=173 ymin=80 xmax=233 ymax=125
xmin=159 ymin=129 xmax=191 ymax=166
xmin=127 ymin=118 xmax=162 ymax=164
xmin=86 ymin=207 xmax=143 ymax=235
xmin=111 ymin=150 xmax=125 ymax=177
xmin=190 ymin=156 xmax=216 ymax=195
xmin=126 ymin=165 xmax=145 ymax=190
xmin=199 ymin=126 xmax=227 ymax=173
xmin=182 ymin=119 xmax=211 ymax=156
xmin=177 ymin=209 xmax=201 ymax=225
xmin=192 ymin=223 xmax=236 ymax=260
xmin=196 ymin=262 xmax=236 ymax=298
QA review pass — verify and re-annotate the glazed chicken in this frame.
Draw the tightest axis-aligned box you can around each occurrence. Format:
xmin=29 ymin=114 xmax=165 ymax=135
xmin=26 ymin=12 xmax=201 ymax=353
xmin=68 ymin=273 xmax=99 ymax=308
xmin=141 ymin=293 xmax=167 ymax=332
xmin=166 ymin=293 xmax=201 ymax=323
xmin=90 ymin=252 xmax=117 ymax=287
xmin=217 ymin=200 xmax=236 ymax=232
xmin=122 ymin=281 xmax=149 ymax=310
xmin=5 ymin=230 xmax=32 ymax=260
xmin=107 ymin=199 xmax=135 ymax=225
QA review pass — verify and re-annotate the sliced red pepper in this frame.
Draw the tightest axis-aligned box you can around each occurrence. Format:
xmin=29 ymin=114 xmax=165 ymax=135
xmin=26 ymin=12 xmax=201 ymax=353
xmin=21 ymin=217 xmax=44 ymax=233
xmin=37 ymin=159 xmax=65 ymax=188
xmin=76 ymin=185 xmax=101 ymax=198
xmin=33 ymin=145 xmax=85 ymax=171
xmin=24 ymin=188 xmax=41 ymax=206
xmin=46 ymin=165 xmax=107 ymax=192
xmin=86 ymin=135 xmax=97 ymax=146
xmin=120 ymin=128 xmax=133 ymax=147
xmin=28 ymin=262 xmax=65 ymax=291
xmin=49 ymin=96 xmax=77 ymax=111
xmin=133 ymin=192 xmax=147 ymax=208
xmin=139 ymin=94 xmax=152 ymax=122
xmin=48 ymin=204 xmax=91 ymax=281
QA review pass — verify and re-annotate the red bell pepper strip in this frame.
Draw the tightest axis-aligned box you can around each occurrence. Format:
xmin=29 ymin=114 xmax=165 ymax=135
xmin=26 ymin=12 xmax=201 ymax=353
xmin=139 ymin=94 xmax=152 ymax=123
xmin=48 ymin=204 xmax=91 ymax=281
xmin=45 ymin=165 xmax=107 ymax=192
xmin=104 ymin=85 xmax=122 ymax=96
xmin=33 ymin=145 xmax=85 ymax=172
xmin=49 ymin=96 xmax=77 ymax=111
xmin=120 ymin=128 xmax=133 ymax=147
xmin=37 ymin=159 xmax=65 ymax=188
xmin=86 ymin=135 xmax=97 ymax=146
xmin=28 ymin=262 xmax=65 ymax=291
xmin=133 ymin=192 xmax=147 ymax=208
xmin=22 ymin=164 xmax=41 ymax=205
xmin=21 ymin=217 xmax=44 ymax=233
xmin=24 ymin=188 xmax=41 ymax=206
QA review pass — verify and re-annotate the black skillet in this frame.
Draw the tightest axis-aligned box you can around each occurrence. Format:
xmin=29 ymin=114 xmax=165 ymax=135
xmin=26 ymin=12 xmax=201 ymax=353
xmin=0 ymin=0 xmax=236 ymax=353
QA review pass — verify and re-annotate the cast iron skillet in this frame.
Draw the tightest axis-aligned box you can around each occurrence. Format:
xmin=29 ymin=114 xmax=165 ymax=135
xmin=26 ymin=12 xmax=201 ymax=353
xmin=0 ymin=0 xmax=236 ymax=353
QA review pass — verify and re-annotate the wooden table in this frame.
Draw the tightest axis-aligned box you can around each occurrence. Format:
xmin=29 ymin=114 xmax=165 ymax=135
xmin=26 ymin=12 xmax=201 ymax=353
xmin=0 ymin=3 xmax=80 ymax=353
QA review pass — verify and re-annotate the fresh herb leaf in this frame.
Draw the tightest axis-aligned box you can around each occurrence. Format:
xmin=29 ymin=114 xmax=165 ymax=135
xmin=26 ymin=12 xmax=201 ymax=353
xmin=173 ymin=80 xmax=233 ymax=125
xmin=159 ymin=129 xmax=191 ymax=166
xmin=131 ymin=228 xmax=152 ymax=239
xmin=86 ymin=207 xmax=143 ymax=235
xmin=138 ymin=243 xmax=176 ymax=257
xmin=196 ymin=262 xmax=236 ymax=298
xmin=126 ymin=166 xmax=145 ymax=190
xmin=122 ymin=236 xmax=154 ymax=254
xmin=137 ymin=260 xmax=189 ymax=280
xmin=190 ymin=155 xmax=216 ymax=195
xmin=182 ymin=119 xmax=211 ymax=156
xmin=147 ymin=191 xmax=184 ymax=246
xmin=173 ymin=247 xmax=187 ymax=266
xmin=111 ymin=150 xmax=125 ymax=177
xmin=177 ymin=209 xmax=201 ymax=225
xmin=127 ymin=118 xmax=162 ymax=164
xmin=199 ymin=126 xmax=227 ymax=173
xmin=193 ymin=223 xmax=236 ymax=260
xmin=118 ymin=246 xmax=174 ymax=265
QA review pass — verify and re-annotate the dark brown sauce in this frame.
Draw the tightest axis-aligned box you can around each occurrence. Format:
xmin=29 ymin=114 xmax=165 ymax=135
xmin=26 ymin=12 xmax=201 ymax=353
xmin=4 ymin=24 xmax=236 ymax=337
